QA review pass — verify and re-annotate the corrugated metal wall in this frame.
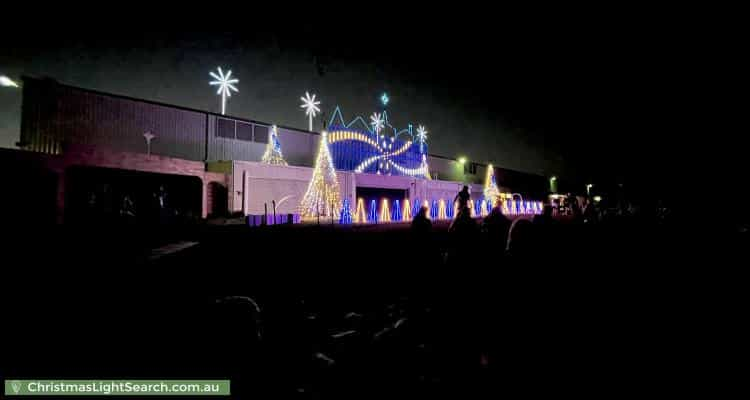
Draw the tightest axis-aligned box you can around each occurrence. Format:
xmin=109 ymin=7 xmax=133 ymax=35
xmin=21 ymin=79 xmax=207 ymax=160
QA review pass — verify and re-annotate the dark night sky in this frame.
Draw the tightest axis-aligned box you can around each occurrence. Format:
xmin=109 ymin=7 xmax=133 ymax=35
xmin=1 ymin=7 xmax=702 ymax=194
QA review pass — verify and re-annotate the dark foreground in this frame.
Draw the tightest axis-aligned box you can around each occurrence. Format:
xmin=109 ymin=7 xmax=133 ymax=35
xmin=2 ymin=216 xmax=744 ymax=397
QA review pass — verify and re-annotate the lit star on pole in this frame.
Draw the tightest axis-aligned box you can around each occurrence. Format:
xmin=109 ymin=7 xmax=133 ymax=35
xmin=416 ymin=125 xmax=428 ymax=152
xmin=370 ymin=112 xmax=385 ymax=135
xmin=300 ymin=92 xmax=321 ymax=131
xmin=209 ymin=67 xmax=238 ymax=115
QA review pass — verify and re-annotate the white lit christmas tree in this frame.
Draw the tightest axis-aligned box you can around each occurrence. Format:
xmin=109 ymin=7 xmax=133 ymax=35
xmin=261 ymin=125 xmax=288 ymax=166
xmin=483 ymin=163 xmax=500 ymax=207
xmin=299 ymin=131 xmax=341 ymax=220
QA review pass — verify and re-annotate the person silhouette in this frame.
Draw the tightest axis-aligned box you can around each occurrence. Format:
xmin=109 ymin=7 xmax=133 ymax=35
xmin=454 ymin=186 xmax=471 ymax=212
xmin=411 ymin=205 xmax=432 ymax=234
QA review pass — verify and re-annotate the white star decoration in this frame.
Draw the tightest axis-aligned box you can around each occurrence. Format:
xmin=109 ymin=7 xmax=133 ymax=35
xmin=370 ymin=112 xmax=385 ymax=135
xmin=209 ymin=67 xmax=238 ymax=115
xmin=300 ymin=92 xmax=321 ymax=131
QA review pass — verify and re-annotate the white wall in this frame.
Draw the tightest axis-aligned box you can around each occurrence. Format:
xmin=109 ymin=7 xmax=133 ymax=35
xmin=233 ymin=160 xmax=355 ymax=216
xmin=232 ymin=160 xmax=468 ymax=217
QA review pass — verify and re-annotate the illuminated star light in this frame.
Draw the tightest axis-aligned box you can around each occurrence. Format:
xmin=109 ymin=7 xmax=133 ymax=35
xmin=380 ymin=92 xmax=390 ymax=106
xmin=300 ymin=92 xmax=321 ymax=131
xmin=416 ymin=125 xmax=428 ymax=153
xmin=370 ymin=112 xmax=385 ymax=135
xmin=209 ymin=67 xmax=238 ymax=115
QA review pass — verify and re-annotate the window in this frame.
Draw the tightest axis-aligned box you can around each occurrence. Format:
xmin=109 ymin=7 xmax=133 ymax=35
xmin=254 ymin=125 xmax=269 ymax=143
xmin=464 ymin=162 xmax=477 ymax=175
xmin=216 ymin=118 xmax=235 ymax=139
xmin=236 ymin=121 xmax=253 ymax=141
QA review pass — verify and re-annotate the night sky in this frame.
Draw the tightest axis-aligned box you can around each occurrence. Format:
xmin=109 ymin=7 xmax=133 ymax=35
xmin=0 ymin=9 xmax=692 ymax=195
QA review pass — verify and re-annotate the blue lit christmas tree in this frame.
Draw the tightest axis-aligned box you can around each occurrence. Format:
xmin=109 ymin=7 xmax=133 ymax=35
xmin=339 ymin=198 xmax=352 ymax=224
xmin=412 ymin=198 xmax=421 ymax=218
xmin=392 ymin=199 xmax=402 ymax=221
xmin=368 ymin=199 xmax=378 ymax=223
xmin=261 ymin=125 xmax=288 ymax=166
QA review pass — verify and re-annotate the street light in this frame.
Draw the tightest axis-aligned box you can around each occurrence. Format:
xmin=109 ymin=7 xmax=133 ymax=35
xmin=0 ymin=76 xmax=19 ymax=88
xmin=549 ymin=176 xmax=558 ymax=194
xmin=458 ymin=157 xmax=467 ymax=165
xmin=586 ymin=183 xmax=593 ymax=195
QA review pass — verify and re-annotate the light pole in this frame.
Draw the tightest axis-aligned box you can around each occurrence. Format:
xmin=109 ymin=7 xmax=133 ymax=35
xmin=143 ymin=131 xmax=155 ymax=156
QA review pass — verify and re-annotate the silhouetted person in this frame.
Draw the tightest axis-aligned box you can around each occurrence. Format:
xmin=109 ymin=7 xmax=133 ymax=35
xmin=532 ymin=204 xmax=555 ymax=226
xmin=506 ymin=218 xmax=534 ymax=257
xmin=454 ymin=186 xmax=471 ymax=211
xmin=447 ymin=207 xmax=479 ymax=267
xmin=482 ymin=202 xmax=512 ymax=246
xmin=532 ymin=204 xmax=558 ymax=255
xmin=411 ymin=205 xmax=432 ymax=234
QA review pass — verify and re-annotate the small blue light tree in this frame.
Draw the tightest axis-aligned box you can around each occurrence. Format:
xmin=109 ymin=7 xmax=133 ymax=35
xmin=339 ymin=198 xmax=352 ymax=224
xmin=368 ymin=199 xmax=378 ymax=223
xmin=392 ymin=199 xmax=402 ymax=221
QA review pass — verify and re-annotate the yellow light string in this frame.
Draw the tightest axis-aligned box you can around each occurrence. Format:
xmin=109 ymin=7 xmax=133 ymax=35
xmin=402 ymin=198 xmax=412 ymax=220
xmin=438 ymin=199 xmax=447 ymax=220
xmin=354 ymin=197 xmax=366 ymax=223
xmin=379 ymin=198 xmax=391 ymax=222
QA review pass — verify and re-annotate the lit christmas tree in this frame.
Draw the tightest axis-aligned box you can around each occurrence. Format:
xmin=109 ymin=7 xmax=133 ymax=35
xmin=339 ymin=198 xmax=352 ymax=224
xmin=299 ymin=131 xmax=341 ymax=220
xmin=483 ymin=163 xmax=500 ymax=208
xmin=392 ymin=199 xmax=402 ymax=221
xmin=368 ymin=199 xmax=378 ymax=223
xmin=261 ymin=125 xmax=288 ymax=165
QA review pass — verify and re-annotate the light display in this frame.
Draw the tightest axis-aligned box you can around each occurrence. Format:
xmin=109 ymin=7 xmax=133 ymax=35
xmin=474 ymin=199 xmax=483 ymax=216
xmin=299 ymin=131 xmax=341 ymax=220
xmin=303 ymin=194 xmax=541 ymax=225
xmin=340 ymin=198 xmax=352 ymax=224
xmin=209 ymin=67 xmax=238 ymax=115
xmin=416 ymin=125 xmax=428 ymax=153
xmin=483 ymin=164 xmax=500 ymax=208
xmin=354 ymin=198 xmax=366 ymax=223
xmin=326 ymin=106 xmax=429 ymax=178
xmin=370 ymin=112 xmax=385 ymax=135
xmin=402 ymin=199 xmax=412 ymax=221
xmin=412 ymin=198 xmax=421 ymax=218
xmin=430 ymin=200 xmax=438 ymax=219
xmin=480 ymin=198 xmax=489 ymax=217
xmin=379 ymin=199 xmax=391 ymax=222
xmin=300 ymin=92 xmax=321 ymax=131
xmin=438 ymin=199 xmax=447 ymax=220
xmin=368 ymin=199 xmax=378 ymax=223
xmin=380 ymin=92 xmax=390 ymax=106
xmin=261 ymin=125 xmax=288 ymax=165
xmin=392 ymin=200 xmax=402 ymax=222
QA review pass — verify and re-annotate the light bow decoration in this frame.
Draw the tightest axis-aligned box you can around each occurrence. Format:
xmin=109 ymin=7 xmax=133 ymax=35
xmin=209 ymin=67 xmax=238 ymax=115
xmin=326 ymin=106 xmax=430 ymax=179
